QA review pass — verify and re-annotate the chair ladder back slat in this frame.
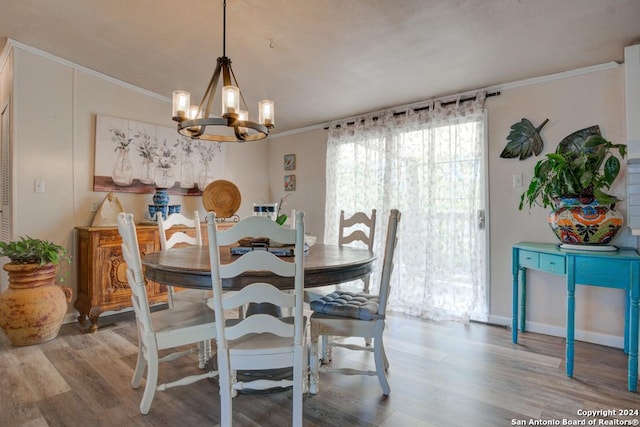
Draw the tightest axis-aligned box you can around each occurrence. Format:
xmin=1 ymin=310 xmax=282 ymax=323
xmin=339 ymin=209 xmax=376 ymax=251
xmin=158 ymin=211 xmax=202 ymax=250
xmin=222 ymin=282 xmax=295 ymax=309
xmin=226 ymin=314 xmax=295 ymax=340
xmin=220 ymin=251 xmax=295 ymax=278
xmin=217 ymin=216 xmax=297 ymax=246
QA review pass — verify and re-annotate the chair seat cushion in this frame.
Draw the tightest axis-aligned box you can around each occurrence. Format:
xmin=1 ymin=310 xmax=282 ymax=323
xmin=309 ymin=290 xmax=381 ymax=320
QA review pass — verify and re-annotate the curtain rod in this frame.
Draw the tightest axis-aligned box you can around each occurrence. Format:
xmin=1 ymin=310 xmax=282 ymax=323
xmin=325 ymin=91 xmax=500 ymax=130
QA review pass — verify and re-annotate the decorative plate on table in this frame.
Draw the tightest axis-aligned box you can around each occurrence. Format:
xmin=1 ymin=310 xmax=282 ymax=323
xmin=202 ymin=180 xmax=241 ymax=218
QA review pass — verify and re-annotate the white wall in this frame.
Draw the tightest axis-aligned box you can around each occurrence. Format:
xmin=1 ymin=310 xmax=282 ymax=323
xmin=488 ymin=65 xmax=631 ymax=346
xmin=269 ymin=64 xmax=633 ymax=347
xmin=268 ymin=128 xmax=327 ymax=239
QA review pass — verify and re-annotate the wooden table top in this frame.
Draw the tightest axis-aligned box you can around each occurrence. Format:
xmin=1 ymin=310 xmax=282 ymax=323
xmin=142 ymin=244 xmax=375 ymax=291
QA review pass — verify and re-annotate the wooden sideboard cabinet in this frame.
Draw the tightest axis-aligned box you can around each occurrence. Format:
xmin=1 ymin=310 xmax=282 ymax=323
xmin=75 ymin=224 xmax=166 ymax=332
xmin=74 ymin=222 xmax=217 ymax=332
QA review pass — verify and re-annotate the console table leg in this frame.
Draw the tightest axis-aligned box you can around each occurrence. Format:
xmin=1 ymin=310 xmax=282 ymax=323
xmin=628 ymin=263 xmax=639 ymax=392
xmin=566 ymin=257 xmax=576 ymax=378
xmin=512 ymin=271 xmax=518 ymax=343
xmin=519 ymin=267 xmax=527 ymax=333
xmin=512 ymin=248 xmax=520 ymax=343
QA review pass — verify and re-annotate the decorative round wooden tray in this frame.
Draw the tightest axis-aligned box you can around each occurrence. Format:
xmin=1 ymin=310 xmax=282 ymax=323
xmin=202 ymin=180 xmax=241 ymax=218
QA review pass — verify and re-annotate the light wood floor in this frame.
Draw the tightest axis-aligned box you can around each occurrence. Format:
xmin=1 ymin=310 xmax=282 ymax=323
xmin=0 ymin=309 xmax=638 ymax=427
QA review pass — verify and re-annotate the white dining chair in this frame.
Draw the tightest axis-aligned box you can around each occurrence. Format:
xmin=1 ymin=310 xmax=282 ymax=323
xmin=305 ymin=209 xmax=377 ymax=361
xmin=157 ymin=211 xmax=212 ymax=308
xmin=206 ymin=211 xmax=307 ymax=427
xmin=309 ymin=209 xmax=400 ymax=396
xmin=157 ymin=210 xmax=214 ymax=368
xmin=117 ymin=212 xmax=218 ymax=415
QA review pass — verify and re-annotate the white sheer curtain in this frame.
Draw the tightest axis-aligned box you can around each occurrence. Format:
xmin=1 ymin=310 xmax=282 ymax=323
xmin=325 ymin=92 xmax=487 ymax=321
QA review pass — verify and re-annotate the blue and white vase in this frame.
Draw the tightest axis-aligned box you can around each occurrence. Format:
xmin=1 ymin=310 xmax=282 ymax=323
xmin=152 ymin=188 xmax=170 ymax=206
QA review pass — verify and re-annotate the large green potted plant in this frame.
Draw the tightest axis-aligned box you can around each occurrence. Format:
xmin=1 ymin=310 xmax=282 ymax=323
xmin=0 ymin=236 xmax=72 ymax=346
xmin=519 ymin=134 xmax=627 ymax=247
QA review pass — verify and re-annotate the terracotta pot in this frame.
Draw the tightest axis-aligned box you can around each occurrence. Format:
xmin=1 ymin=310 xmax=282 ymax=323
xmin=547 ymin=197 xmax=623 ymax=246
xmin=0 ymin=263 xmax=72 ymax=346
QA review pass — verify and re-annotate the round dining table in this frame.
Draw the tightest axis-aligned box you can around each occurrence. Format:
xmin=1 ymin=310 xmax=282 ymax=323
xmin=142 ymin=243 xmax=374 ymax=394
xmin=141 ymin=243 xmax=376 ymax=291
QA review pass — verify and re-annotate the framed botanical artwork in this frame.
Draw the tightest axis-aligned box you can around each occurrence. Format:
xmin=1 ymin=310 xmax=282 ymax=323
xmin=284 ymin=174 xmax=296 ymax=192
xmin=93 ymin=114 xmax=226 ymax=195
xmin=284 ymin=153 xmax=296 ymax=171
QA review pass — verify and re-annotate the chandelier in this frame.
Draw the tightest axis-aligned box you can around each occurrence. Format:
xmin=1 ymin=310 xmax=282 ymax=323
xmin=171 ymin=0 xmax=274 ymax=142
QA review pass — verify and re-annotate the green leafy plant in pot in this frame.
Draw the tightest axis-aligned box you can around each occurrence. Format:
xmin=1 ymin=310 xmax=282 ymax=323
xmin=0 ymin=236 xmax=73 ymax=346
xmin=519 ymin=134 xmax=627 ymax=247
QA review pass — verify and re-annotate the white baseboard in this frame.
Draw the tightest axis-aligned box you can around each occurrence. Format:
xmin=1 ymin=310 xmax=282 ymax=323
xmin=489 ymin=315 xmax=624 ymax=349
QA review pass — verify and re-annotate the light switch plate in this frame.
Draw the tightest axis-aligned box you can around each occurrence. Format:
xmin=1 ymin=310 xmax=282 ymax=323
xmin=34 ymin=179 xmax=45 ymax=193
xmin=512 ymin=173 xmax=523 ymax=188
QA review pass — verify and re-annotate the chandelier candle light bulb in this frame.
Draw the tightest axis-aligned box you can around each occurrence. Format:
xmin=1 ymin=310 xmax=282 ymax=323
xmin=172 ymin=90 xmax=190 ymax=119
xmin=185 ymin=105 xmax=202 ymax=133
xmin=188 ymin=105 xmax=200 ymax=120
xmin=222 ymin=85 xmax=239 ymax=115
xmin=259 ymin=100 xmax=274 ymax=127
xmin=238 ymin=109 xmax=249 ymax=135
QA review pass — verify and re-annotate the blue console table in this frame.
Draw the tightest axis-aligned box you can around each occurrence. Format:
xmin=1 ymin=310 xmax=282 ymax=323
xmin=512 ymin=241 xmax=640 ymax=392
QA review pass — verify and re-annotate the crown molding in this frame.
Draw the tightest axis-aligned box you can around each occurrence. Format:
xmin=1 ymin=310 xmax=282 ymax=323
xmin=486 ymin=61 xmax=620 ymax=93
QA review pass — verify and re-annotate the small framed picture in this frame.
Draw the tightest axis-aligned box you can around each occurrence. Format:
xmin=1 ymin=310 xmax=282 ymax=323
xmin=284 ymin=153 xmax=296 ymax=171
xmin=284 ymin=174 xmax=296 ymax=192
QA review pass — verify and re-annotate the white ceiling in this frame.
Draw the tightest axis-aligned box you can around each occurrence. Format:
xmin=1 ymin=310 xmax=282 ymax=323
xmin=1 ymin=0 xmax=640 ymax=135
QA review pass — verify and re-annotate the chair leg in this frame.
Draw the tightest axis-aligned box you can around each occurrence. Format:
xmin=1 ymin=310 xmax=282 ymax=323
xmin=205 ymin=340 xmax=213 ymax=364
xmin=303 ymin=342 xmax=309 ymax=393
xmin=293 ymin=345 xmax=305 ymax=427
xmin=320 ymin=335 xmax=332 ymax=363
xmin=197 ymin=341 xmax=211 ymax=369
xmin=216 ymin=350 xmax=233 ymax=427
xmin=382 ymin=343 xmax=389 ymax=371
xmin=139 ymin=353 xmax=159 ymax=414
xmin=373 ymin=336 xmax=390 ymax=396
xmin=131 ymin=333 xmax=147 ymax=390
xmin=167 ymin=286 xmax=175 ymax=309
xmin=131 ymin=350 xmax=146 ymax=390
xmin=230 ymin=370 xmax=238 ymax=398
xmin=309 ymin=326 xmax=320 ymax=394
xmin=363 ymin=276 xmax=372 ymax=347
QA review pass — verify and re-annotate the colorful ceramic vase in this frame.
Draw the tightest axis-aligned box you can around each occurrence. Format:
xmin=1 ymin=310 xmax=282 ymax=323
xmin=0 ymin=263 xmax=72 ymax=346
xmin=547 ymin=197 xmax=623 ymax=245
